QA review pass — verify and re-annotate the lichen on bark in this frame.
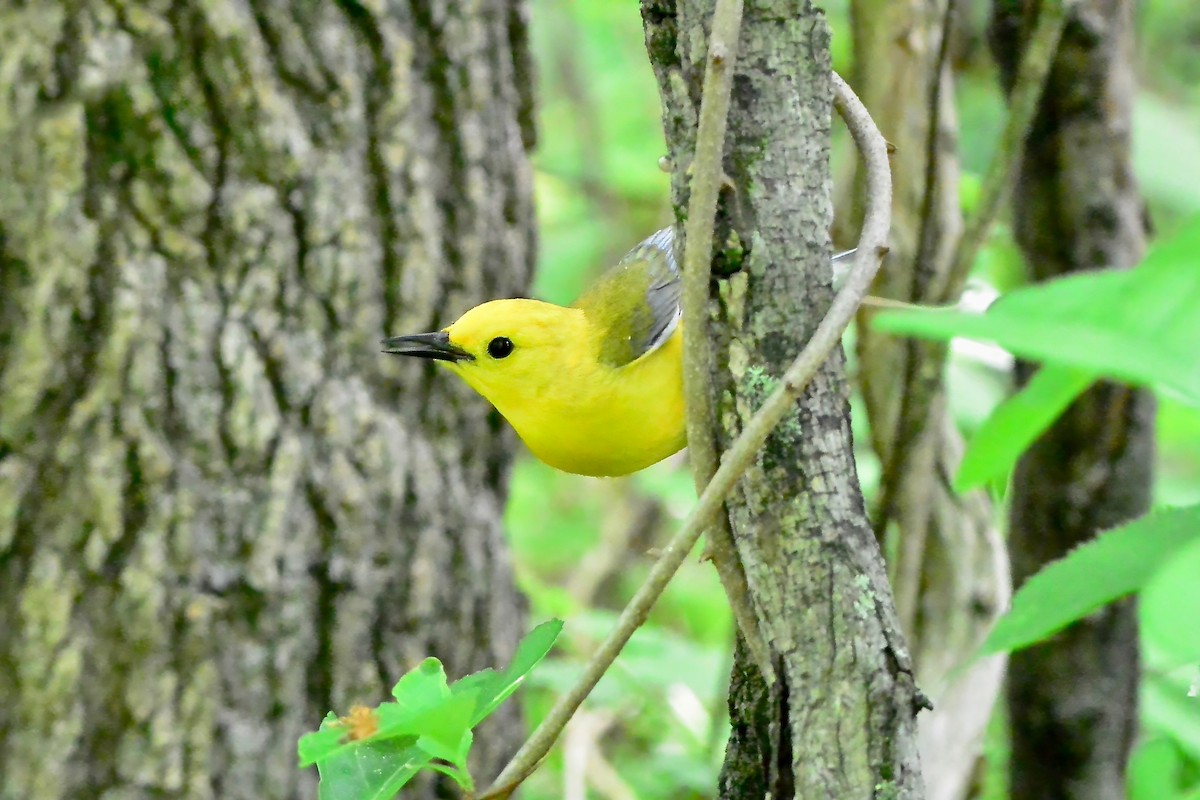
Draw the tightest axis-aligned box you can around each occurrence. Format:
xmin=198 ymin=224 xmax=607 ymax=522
xmin=0 ymin=2 xmax=534 ymax=798
xmin=642 ymin=1 xmax=925 ymax=796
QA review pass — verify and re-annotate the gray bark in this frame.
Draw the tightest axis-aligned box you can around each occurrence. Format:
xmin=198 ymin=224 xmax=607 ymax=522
xmin=846 ymin=2 xmax=1010 ymax=798
xmin=0 ymin=2 xmax=534 ymax=799
xmin=642 ymin=1 xmax=925 ymax=796
xmin=989 ymin=1 xmax=1154 ymax=798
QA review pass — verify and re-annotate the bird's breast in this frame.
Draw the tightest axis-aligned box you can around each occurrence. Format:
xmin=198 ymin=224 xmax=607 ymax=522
xmin=501 ymin=328 xmax=686 ymax=476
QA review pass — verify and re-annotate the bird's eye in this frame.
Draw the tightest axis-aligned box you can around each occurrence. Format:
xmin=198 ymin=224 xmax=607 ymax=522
xmin=487 ymin=336 xmax=514 ymax=359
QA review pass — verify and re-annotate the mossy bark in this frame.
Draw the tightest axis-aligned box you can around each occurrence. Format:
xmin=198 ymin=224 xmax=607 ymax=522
xmin=0 ymin=2 xmax=534 ymax=798
xmin=990 ymin=1 xmax=1153 ymax=798
xmin=642 ymin=1 xmax=924 ymax=796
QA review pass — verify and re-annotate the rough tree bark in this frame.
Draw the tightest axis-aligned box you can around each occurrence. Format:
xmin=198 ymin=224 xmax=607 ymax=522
xmin=642 ymin=1 xmax=924 ymax=797
xmin=989 ymin=1 xmax=1154 ymax=798
xmin=0 ymin=3 xmax=533 ymax=799
xmin=846 ymin=2 xmax=1010 ymax=798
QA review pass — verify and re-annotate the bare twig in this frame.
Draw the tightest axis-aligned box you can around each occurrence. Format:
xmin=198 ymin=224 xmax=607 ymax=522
xmin=909 ymin=0 xmax=959 ymax=300
xmin=873 ymin=0 xmax=961 ymax=620
xmin=938 ymin=0 xmax=1075 ymax=302
xmin=874 ymin=0 xmax=1075 ymax=538
xmin=672 ymin=0 xmax=773 ymax=680
xmin=476 ymin=71 xmax=892 ymax=800
xmin=679 ymin=0 xmax=743 ymax=471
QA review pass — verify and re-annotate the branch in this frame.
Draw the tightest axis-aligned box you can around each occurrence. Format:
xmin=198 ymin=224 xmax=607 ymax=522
xmin=909 ymin=0 xmax=958 ymax=300
xmin=680 ymin=0 xmax=743 ymax=471
xmin=672 ymin=0 xmax=773 ymax=680
xmin=476 ymin=70 xmax=892 ymax=800
xmin=936 ymin=0 xmax=1075 ymax=303
xmin=873 ymin=0 xmax=1075 ymax=537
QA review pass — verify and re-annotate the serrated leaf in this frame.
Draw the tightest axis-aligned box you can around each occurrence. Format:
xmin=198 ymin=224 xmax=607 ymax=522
xmin=424 ymin=760 xmax=475 ymax=792
xmin=978 ymin=505 xmax=1200 ymax=657
xmin=449 ymin=668 xmax=497 ymax=699
xmin=391 ymin=658 xmax=450 ymax=708
xmin=302 ymin=660 xmax=463 ymax=769
xmin=1142 ymin=537 xmax=1200 ymax=666
xmin=298 ymin=712 xmax=347 ymax=766
xmin=316 ymin=739 xmax=430 ymax=800
xmin=470 ymin=619 xmax=563 ymax=725
xmin=410 ymin=690 xmax=477 ymax=766
xmin=873 ymin=216 xmax=1200 ymax=404
xmin=299 ymin=621 xmax=561 ymax=794
xmin=955 ymin=365 xmax=1094 ymax=492
xmin=302 ymin=711 xmax=423 ymax=770
xmin=455 ymin=727 xmax=473 ymax=766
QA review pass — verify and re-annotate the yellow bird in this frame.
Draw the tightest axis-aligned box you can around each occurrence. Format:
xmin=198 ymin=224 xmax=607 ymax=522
xmin=383 ymin=228 xmax=853 ymax=477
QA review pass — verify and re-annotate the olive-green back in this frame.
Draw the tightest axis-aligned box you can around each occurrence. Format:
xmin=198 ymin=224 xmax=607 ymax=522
xmin=572 ymin=227 xmax=681 ymax=368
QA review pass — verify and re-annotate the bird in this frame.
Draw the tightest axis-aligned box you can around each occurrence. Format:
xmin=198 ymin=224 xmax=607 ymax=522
xmin=383 ymin=227 xmax=855 ymax=477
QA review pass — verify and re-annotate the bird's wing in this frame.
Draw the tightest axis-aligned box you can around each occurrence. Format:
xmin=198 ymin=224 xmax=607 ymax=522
xmin=831 ymin=248 xmax=857 ymax=291
xmin=573 ymin=227 xmax=681 ymax=368
xmin=576 ymin=230 xmax=854 ymax=367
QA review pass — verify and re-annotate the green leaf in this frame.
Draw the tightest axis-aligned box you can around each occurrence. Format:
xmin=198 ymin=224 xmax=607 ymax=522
xmin=391 ymin=658 xmax=450 ymax=709
xmin=298 ymin=713 xmax=348 ymax=767
xmin=301 ymin=659 xmax=464 ymax=769
xmin=955 ymin=365 xmax=1094 ymax=491
xmin=425 ymin=760 xmax=475 ymax=793
xmin=300 ymin=659 xmax=457 ymax=769
xmin=316 ymin=740 xmax=430 ymax=800
xmin=453 ymin=727 xmax=474 ymax=769
xmin=299 ymin=620 xmax=561 ymax=797
xmin=449 ymin=667 xmax=497 ymax=701
xmin=873 ymin=216 xmax=1200 ymax=404
xmin=1128 ymin=737 xmax=1184 ymax=800
xmin=1142 ymin=536 xmax=1200 ymax=666
xmin=307 ymin=688 xmax=477 ymax=798
xmin=466 ymin=618 xmax=563 ymax=725
xmin=978 ymin=505 xmax=1200 ymax=657
xmin=409 ymin=690 xmax=477 ymax=767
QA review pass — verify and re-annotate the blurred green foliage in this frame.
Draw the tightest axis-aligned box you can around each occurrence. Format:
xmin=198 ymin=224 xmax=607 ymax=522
xmin=503 ymin=0 xmax=1200 ymax=797
xmin=879 ymin=212 xmax=1200 ymax=798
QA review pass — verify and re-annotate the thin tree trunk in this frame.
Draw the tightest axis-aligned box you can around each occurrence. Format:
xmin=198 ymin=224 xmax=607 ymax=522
xmin=989 ymin=1 xmax=1154 ymax=798
xmin=846 ymin=2 xmax=1010 ymax=797
xmin=0 ymin=3 xmax=534 ymax=799
xmin=642 ymin=1 xmax=925 ymax=796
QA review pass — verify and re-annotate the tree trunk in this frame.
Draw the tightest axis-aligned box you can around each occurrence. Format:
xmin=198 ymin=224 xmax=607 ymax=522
xmin=846 ymin=2 xmax=1010 ymax=798
xmin=989 ymin=1 xmax=1154 ymax=798
xmin=642 ymin=1 xmax=925 ymax=796
xmin=0 ymin=3 xmax=534 ymax=799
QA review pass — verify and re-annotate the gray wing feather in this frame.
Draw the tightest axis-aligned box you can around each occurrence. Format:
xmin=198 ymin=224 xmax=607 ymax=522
xmin=618 ymin=230 xmax=856 ymax=360
xmin=831 ymin=248 xmax=857 ymax=291
xmin=621 ymin=227 xmax=681 ymax=358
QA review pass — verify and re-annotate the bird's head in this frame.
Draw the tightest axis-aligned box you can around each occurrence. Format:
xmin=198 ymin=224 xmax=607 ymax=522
xmin=382 ymin=299 xmax=589 ymax=405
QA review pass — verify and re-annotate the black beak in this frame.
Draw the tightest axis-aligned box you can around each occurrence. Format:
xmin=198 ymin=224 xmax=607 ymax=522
xmin=381 ymin=331 xmax=474 ymax=363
